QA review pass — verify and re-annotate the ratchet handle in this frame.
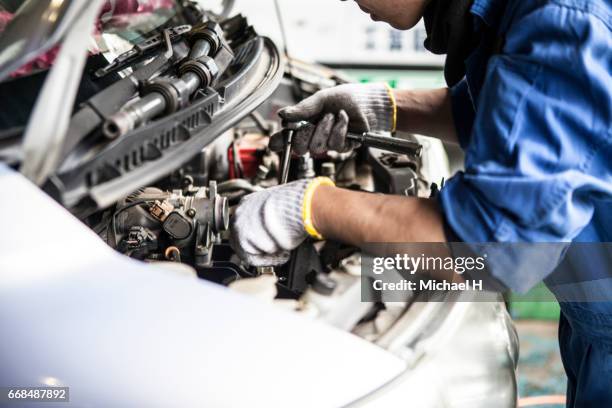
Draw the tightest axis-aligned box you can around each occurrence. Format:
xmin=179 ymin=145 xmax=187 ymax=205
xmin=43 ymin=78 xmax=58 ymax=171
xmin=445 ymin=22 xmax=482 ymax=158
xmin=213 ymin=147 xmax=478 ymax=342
xmin=283 ymin=120 xmax=423 ymax=157
xmin=346 ymin=132 xmax=423 ymax=157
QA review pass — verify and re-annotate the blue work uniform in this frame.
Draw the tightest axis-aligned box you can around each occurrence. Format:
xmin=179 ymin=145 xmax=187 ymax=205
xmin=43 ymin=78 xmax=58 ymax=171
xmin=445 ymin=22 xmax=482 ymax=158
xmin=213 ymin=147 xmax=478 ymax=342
xmin=438 ymin=0 xmax=612 ymax=405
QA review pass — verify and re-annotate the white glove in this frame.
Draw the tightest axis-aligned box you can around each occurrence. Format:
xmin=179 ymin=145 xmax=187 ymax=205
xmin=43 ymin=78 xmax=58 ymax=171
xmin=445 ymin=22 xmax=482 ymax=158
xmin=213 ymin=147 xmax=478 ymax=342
xmin=269 ymin=83 xmax=397 ymax=155
xmin=230 ymin=177 xmax=335 ymax=267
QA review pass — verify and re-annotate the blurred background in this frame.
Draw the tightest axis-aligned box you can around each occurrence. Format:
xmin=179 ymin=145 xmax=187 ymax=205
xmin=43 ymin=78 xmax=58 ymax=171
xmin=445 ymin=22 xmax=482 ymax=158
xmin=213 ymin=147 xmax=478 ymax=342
xmin=234 ymin=0 xmax=445 ymax=89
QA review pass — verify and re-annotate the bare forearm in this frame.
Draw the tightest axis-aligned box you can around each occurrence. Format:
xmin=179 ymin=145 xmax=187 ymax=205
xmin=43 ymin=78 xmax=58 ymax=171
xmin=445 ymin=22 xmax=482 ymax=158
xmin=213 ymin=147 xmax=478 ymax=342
xmin=311 ymin=186 xmax=466 ymax=282
xmin=394 ymin=88 xmax=458 ymax=144
xmin=311 ymin=186 xmax=447 ymax=245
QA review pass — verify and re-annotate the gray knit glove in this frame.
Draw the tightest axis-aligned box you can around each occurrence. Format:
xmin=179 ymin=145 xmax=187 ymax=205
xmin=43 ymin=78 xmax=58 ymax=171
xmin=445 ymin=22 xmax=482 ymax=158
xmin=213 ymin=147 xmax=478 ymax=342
xmin=269 ymin=83 xmax=396 ymax=155
xmin=230 ymin=178 xmax=334 ymax=267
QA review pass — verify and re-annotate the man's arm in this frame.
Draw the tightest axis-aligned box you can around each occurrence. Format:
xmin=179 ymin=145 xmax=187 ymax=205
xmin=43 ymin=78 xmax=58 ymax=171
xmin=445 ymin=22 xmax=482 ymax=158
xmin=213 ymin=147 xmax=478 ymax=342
xmin=271 ymin=84 xmax=459 ymax=154
xmin=310 ymin=184 xmax=467 ymax=282
xmin=230 ymin=176 xmax=461 ymax=279
xmin=394 ymin=87 xmax=458 ymax=144
xmin=311 ymin=185 xmax=447 ymax=245
xmin=293 ymin=87 xmax=458 ymax=247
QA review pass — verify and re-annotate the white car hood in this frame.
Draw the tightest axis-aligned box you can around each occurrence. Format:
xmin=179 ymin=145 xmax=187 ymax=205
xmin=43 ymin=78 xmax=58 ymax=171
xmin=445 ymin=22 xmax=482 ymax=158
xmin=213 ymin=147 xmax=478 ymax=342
xmin=0 ymin=164 xmax=405 ymax=408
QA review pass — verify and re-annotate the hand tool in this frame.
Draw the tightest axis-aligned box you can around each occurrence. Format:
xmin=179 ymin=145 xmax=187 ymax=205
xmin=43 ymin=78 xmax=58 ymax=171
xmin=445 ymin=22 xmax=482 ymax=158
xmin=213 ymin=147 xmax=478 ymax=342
xmin=284 ymin=121 xmax=423 ymax=158
xmin=279 ymin=127 xmax=294 ymax=184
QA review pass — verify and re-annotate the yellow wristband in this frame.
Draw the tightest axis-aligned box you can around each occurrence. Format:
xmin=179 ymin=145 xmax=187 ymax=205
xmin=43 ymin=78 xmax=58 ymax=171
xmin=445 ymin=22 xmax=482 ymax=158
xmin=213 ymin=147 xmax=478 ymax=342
xmin=384 ymin=83 xmax=398 ymax=133
xmin=302 ymin=177 xmax=335 ymax=240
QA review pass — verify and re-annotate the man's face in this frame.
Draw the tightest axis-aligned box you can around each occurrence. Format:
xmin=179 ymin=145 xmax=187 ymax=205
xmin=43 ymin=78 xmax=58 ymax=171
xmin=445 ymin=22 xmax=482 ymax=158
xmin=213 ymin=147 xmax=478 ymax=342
xmin=352 ymin=0 xmax=429 ymax=30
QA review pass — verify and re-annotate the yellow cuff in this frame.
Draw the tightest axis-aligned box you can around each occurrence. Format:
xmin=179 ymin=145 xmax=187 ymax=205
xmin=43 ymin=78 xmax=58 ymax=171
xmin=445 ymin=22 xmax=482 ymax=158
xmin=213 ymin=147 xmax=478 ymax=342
xmin=302 ymin=177 xmax=335 ymax=240
xmin=384 ymin=83 xmax=398 ymax=133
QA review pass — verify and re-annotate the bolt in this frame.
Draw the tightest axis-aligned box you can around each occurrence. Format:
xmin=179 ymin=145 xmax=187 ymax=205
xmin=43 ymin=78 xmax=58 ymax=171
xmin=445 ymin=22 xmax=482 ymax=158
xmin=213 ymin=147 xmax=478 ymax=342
xmin=321 ymin=162 xmax=336 ymax=181
xmin=298 ymin=154 xmax=315 ymax=179
xmin=186 ymin=208 xmax=197 ymax=218
xmin=182 ymin=175 xmax=194 ymax=188
xmin=256 ymin=165 xmax=270 ymax=181
xmin=164 ymin=246 xmax=181 ymax=262
xmin=256 ymin=266 xmax=276 ymax=276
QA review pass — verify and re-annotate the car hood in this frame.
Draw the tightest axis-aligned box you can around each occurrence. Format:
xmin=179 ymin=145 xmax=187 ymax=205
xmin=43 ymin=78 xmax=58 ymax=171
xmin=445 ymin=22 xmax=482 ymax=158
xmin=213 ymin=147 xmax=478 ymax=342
xmin=0 ymin=163 xmax=406 ymax=407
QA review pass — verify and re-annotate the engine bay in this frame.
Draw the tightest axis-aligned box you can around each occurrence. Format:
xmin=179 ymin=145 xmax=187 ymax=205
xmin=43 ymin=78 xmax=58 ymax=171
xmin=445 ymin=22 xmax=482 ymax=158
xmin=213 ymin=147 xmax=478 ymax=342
xmin=87 ymin=58 xmax=433 ymax=310
xmin=0 ymin=0 xmax=439 ymax=335
xmin=37 ymin=6 xmax=438 ymax=331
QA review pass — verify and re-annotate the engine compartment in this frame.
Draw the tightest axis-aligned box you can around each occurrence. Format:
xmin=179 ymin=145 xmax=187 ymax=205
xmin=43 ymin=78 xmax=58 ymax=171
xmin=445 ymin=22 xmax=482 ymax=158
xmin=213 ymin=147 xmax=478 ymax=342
xmin=9 ymin=7 xmax=432 ymax=308
xmin=70 ymin=16 xmax=438 ymax=332
xmin=0 ymin=2 xmax=433 ymax=329
xmin=90 ymin=73 xmax=432 ymax=304
xmin=0 ymin=0 xmax=483 ymax=339
xmin=0 ymin=3 xmax=519 ymax=405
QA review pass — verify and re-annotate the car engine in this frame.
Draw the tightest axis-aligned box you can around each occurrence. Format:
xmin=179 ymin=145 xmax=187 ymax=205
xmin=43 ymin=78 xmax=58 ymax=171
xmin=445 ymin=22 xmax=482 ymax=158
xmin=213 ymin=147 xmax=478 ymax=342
xmin=0 ymin=0 xmax=486 ymax=329
xmin=2 ymin=4 xmax=433 ymax=305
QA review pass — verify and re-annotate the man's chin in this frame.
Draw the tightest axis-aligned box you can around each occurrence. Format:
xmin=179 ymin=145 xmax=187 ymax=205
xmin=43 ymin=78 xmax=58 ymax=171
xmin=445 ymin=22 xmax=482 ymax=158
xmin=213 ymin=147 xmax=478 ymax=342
xmin=390 ymin=20 xmax=417 ymax=30
xmin=368 ymin=14 xmax=412 ymax=30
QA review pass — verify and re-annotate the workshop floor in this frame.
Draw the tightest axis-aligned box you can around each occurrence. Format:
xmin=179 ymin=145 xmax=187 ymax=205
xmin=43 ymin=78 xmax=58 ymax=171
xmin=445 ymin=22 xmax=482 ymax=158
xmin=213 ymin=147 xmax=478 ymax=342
xmin=516 ymin=320 xmax=567 ymax=407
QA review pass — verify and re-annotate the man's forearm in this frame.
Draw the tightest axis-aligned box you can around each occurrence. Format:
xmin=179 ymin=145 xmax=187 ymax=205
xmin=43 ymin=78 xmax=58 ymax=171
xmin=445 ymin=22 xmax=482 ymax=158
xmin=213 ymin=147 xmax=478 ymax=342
xmin=311 ymin=185 xmax=447 ymax=245
xmin=394 ymin=88 xmax=458 ymax=144
xmin=310 ymin=185 xmax=466 ymax=282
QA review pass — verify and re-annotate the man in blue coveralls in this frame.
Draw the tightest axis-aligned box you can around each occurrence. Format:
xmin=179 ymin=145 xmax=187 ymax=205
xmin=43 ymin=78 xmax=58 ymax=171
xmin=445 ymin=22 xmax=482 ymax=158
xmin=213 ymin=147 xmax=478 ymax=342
xmin=231 ymin=0 xmax=612 ymax=405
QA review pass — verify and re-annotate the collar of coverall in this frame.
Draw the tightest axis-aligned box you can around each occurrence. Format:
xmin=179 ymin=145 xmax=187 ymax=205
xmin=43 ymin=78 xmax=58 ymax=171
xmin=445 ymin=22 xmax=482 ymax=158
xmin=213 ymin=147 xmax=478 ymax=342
xmin=423 ymin=0 xmax=475 ymax=86
xmin=425 ymin=0 xmax=510 ymax=86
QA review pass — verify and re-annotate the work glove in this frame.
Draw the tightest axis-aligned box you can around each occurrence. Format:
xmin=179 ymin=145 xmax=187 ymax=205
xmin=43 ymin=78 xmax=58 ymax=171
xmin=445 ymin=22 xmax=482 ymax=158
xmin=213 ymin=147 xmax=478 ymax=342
xmin=269 ymin=83 xmax=397 ymax=155
xmin=230 ymin=177 xmax=335 ymax=267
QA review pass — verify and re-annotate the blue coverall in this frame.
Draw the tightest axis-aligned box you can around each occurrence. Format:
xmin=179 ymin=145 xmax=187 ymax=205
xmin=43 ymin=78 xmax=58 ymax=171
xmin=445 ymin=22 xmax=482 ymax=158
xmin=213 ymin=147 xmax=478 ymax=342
xmin=438 ymin=0 xmax=612 ymax=405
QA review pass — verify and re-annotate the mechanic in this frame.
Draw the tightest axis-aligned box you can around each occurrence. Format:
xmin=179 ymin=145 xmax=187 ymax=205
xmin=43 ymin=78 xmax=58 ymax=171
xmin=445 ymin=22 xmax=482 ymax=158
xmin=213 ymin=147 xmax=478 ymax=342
xmin=231 ymin=0 xmax=612 ymax=405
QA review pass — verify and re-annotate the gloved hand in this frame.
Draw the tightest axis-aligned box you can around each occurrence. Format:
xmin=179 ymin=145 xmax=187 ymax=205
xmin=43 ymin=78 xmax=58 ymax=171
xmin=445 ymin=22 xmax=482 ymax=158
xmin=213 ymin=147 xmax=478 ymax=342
xmin=230 ymin=177 xmax=335 ymax=267
xmin=269 ymin=83 xmax=396 ymax=155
